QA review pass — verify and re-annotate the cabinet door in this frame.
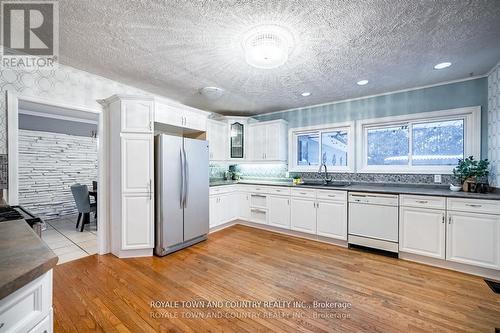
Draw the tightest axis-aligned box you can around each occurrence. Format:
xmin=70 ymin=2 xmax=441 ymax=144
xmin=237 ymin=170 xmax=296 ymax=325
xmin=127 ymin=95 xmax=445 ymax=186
xmin=218 ymin=194 xmax=231 ymax=224
xmin=399 ymin=207 xmax=445 ymax=259
xmin=208 ymin=121 xmax=227 ymax=160
xmin=250 ymin=125 xmax=266 ymax=160
xmin=209 ymin=196 xmax=219 ymax=228
xmin=239 ymin=192 xmax=251 ymax=220
xmin=121 ymin=134 xmax=153 ymax=193
xmin=155 ymin=102 xmax=184 ymax=127
xmin=447 ymin=212 xmax=500 ymax=269
xmin=122 ymin=99 xmax=153 ymax=133
xmin=290 ymin=198 xmax=316 ymax=234
xmin=122 ymin=194 xmax=153 ymax=250
xmin=316 ymin=200 xmax=347 ymax=240
xmin=265 ymin=124 xmax=280 ymax=160
xmin=184 ymin=111 xmax=207 ymax=131
xmin=268 ymin=196 xmax=291 ymax=229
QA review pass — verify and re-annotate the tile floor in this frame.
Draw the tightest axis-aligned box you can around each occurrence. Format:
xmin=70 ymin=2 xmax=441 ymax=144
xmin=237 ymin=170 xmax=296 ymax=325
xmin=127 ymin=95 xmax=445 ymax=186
xmin=41 ymin=214 xmax=97 ymax=264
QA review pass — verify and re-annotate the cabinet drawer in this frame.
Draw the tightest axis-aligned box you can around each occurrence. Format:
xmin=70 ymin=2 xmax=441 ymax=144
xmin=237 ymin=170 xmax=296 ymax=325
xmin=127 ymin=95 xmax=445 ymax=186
xmin=209 ymin=185 xmax=236 ymax=196
xmin=28 ymin=311 xmax=52 ymax=333
xmin=291 ymin=188 xmax=316 ymax=199
xmin=447 ymin=198 xmax=500 ymax=215
xmin=316 ymin=190 xmax=347 ymax=202
xmin=268 ymin=187 xmax=291 ymax=196
xmin=248 ymin=185 xmax=272 ymax=194
xmin=0 ymin=270 xmax=52 ymax=333
xmin=400 ymin=195 xmax=445 ymax=210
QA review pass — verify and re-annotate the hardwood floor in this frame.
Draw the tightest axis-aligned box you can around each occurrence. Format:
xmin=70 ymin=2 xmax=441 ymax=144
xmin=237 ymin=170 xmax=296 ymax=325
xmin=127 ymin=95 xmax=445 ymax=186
xmin=53 ymin=224 xmax=500 ymax=332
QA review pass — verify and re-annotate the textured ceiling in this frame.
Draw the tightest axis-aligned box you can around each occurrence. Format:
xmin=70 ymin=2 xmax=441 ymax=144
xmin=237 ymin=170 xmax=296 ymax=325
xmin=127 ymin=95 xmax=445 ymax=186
xmin=55 ymin=0 xmax=500 ymax=115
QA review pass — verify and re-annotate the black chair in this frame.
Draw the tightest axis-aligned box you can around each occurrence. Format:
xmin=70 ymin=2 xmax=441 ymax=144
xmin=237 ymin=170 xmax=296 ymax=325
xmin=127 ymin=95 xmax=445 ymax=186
xmin=70 ymin=184 xmax=97 ymax=232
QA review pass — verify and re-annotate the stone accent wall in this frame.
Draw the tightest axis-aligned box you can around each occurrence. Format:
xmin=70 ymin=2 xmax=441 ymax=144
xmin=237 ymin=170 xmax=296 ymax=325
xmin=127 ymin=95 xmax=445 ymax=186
xmin=488 ymin=62 xmax=500 ymax=186
xmin=18 ymin=130 xmax=98 ymax=220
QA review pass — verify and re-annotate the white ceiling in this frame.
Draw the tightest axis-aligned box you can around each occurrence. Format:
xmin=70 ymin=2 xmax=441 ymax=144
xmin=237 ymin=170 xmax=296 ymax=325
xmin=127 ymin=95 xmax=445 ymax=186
xmin=57 ymin=0 xmax=500 ymax=115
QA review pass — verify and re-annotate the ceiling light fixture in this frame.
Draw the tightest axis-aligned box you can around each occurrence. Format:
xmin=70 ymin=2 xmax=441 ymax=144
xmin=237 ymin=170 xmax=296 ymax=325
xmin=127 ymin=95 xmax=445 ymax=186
xmin=434 ymin=62 xmax=452 ymax=70
xmin=243 ymin=25 xmax=295 ymax=69
xmin=357 ymin=80 xmax=369 ymax=86
xmin=199 ymin=86 xmax=224 ymax=100
xmin=301 ymin=92 xmax=311 ymax=97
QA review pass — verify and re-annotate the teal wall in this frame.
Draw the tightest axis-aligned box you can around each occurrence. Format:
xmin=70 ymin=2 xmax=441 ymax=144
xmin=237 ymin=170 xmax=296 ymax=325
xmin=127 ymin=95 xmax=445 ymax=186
xmin=254 ymin=78 xmax=489 ymax=157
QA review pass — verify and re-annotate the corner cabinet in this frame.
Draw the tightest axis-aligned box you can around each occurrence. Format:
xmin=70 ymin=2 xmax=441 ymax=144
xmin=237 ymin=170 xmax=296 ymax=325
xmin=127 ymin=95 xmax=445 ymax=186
xmin=248 ymin=120 xmax=288 ymax=161
xmin=101 ymin=95 xmax=155 ymax=258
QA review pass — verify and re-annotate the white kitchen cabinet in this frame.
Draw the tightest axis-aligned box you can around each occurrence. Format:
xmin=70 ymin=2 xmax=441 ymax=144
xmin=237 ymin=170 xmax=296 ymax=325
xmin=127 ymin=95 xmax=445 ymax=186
xmin=207 ymin=120 xmax=228 ymax=160
xmin=121 ymin=134 xmax=153 ymax=193
xmin=248 ymin=120 xmax=287 ymax=161
xmin=446 ymin=211 xmax=500 ymax=270
xmin=399 ymin=207 xmax=446 ymax=259
xmin=121 ymin=193 xmax=154 ymax=250
xmin=291 ymin=198 xmax=317 ymax=234
xmin=209 ymin=193 xmax=236 ymax=227
xmin=155 ymin=101 xmax=208 ymax=131
xmin=0 ymin=270 xmax=53 ymax=333
xmin=316 ymin=200 xmax=347 ymax=240
xmin=268 ymin=195 xmax=291 ymax=229
xmin=209 ymin=196 xmax=219 ymax=228
xmin=101 ymin=95 xmax=155 ymax=257
xmin=121 ymin=99 xmax=153 ymax=133
xmin=239 ymin=192 xmax=251 ymax=220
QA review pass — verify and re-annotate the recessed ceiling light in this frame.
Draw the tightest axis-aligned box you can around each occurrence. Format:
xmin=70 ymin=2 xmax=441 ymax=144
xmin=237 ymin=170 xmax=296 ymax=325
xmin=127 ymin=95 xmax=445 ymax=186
xmin=434 ymin=62 xmax=452 ymax=70
xmin=243 ymin=25 xmax=295 ymax=69
xmin=301 ymin=92 xmax=311 ymax=97
xmin=357 ymin=80 xmax=369 ymax=86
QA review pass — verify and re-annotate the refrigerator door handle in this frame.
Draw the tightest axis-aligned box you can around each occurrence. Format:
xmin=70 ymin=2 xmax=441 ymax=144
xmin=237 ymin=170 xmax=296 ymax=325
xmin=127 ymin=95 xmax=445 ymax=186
xmin=180 ymin=148 xmax=185 ymax=208
xmin=183 ymin=146 xmax=188 ymax=208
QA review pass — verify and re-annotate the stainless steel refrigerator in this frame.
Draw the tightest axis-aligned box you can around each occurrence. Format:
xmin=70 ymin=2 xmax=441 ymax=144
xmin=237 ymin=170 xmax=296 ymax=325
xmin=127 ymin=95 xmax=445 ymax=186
xmin=154 ymin=134 xmax=209 ymax=256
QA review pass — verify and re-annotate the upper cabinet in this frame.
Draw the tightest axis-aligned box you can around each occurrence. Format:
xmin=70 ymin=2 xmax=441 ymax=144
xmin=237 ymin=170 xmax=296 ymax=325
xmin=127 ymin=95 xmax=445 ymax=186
xmin=154 ymin=100 xmax=208 ymax=132
xmin=230 ymin=122 xmax=244 ymax=158
xmin=207 ymin=119 xmax=228 ymax=161
xmin=249 ymin=120 xmax=288 ymax=161
xmin=121 ymin=99 xmax=153 ymax=133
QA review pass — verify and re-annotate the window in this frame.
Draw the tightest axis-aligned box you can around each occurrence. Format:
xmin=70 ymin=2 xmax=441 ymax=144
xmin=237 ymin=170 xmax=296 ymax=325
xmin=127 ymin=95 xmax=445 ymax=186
xmin=367 ymin=125 xmax=409 ymax=166
xmin=412 ymin=119 xmax=464 ymax=166
xmin=358 ymin=107 xmax=480 ymax=173
xmin=289 ymin=123 xmax=354 ymax=172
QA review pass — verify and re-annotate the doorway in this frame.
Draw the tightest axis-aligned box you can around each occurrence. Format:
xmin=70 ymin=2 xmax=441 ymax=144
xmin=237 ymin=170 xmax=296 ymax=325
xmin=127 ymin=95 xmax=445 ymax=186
xmin=7 ymin=91 xmax=109 ymax=259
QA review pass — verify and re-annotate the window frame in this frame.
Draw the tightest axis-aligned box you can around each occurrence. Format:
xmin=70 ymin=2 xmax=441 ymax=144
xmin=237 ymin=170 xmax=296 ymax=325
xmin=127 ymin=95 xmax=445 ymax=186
xmin=356 ymin=106 xmax=481 ymax=174
xmin=288 ymin=122 xmax=355 ymax=172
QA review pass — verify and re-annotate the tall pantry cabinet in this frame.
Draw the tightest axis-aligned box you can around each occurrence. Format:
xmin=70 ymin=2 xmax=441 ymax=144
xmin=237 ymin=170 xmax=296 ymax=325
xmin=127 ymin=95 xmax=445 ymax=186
xmin=101 ymin=95 xmax=155 ymax=258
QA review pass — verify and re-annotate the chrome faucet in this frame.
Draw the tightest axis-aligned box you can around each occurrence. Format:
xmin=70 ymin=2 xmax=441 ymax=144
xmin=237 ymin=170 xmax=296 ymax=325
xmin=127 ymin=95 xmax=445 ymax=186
xmin=318 ymin=163 xmax=332 ymax=185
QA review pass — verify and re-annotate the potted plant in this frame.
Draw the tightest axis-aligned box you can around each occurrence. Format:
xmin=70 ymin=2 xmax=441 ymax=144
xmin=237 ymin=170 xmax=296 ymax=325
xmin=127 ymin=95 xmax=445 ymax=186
xmin=453 ymin=156 xmax=490 ymax=192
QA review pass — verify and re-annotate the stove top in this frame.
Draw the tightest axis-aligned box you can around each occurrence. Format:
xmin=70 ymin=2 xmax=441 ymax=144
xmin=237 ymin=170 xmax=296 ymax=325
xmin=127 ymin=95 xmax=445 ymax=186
xmin=0 ymin=206 xmax=24 ymax=222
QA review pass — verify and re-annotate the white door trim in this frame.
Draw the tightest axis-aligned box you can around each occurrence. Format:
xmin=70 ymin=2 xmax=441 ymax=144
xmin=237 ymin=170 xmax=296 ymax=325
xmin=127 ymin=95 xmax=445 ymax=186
xmin=6 ymin=90 xmax=110 ymax=255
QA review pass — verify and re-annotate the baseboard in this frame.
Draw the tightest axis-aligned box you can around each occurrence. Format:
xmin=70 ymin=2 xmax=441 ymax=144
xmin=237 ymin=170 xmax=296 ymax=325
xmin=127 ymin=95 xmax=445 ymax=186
xmin=210 ymin=219 xmax=348 ymax=248
xmin=211 ymin=219 xmax=500 ymax=280
xmin=112 ymin=248 xmax=153 ymax=258
xmin=399 ymin=252 xmax=500 ymax=280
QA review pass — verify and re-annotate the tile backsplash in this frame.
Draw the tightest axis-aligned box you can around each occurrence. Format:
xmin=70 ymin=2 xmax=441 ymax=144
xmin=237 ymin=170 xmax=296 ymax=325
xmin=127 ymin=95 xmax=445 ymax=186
xmin=210 ymin=162 xmax=459 ymax=185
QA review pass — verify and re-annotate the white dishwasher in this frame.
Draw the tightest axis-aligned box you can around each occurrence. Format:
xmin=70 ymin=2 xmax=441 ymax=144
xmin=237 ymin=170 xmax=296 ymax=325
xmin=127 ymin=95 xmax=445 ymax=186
xmin=348 ymin=192 xmax=399 ymax=253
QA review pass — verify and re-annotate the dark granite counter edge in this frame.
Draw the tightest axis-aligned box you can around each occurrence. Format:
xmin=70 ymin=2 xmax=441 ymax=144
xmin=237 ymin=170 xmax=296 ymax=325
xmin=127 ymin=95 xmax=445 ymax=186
xmin=209 ymin=181 xmax=500 ymax=201
xmin=0 ymin=221 xmax=59 ymax=300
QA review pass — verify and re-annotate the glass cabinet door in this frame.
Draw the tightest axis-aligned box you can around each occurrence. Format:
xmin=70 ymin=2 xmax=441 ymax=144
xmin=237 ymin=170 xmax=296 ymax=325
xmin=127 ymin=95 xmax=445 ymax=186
xmin=230 ymin=122 xmax=244 ymax=158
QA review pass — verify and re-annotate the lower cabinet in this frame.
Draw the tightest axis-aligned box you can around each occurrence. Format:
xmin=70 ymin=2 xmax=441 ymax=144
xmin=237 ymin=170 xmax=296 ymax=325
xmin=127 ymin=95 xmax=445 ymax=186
xmin=446 ymin=211 xmax=500 ymax=270
xmin=0 ymin=270 xmax=53 ymax=333
xmin=399 ymin=206 xmax=446 ymax=259
xmin=239 ymin=192 xmax=251 ymax=220
xmin=209 ymin=194 xmax=234 ymax=227
xmin=290 ymin=198 xmax=317 ymax=234
xmin=268 ymin=196 xmax=290 ymax=229
xmin=316 ymin=200 xmax=347 ymax=240
xmin=122 ymin=193 xmax=154 ymax=250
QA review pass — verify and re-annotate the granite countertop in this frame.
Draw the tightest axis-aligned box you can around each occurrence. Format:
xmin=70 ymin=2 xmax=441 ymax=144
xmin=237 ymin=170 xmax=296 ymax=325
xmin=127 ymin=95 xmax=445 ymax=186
xmin=0 ymin=220 xmax=58 ymax=300
xmin=210 ymin=179 xmax=500 ymax=200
